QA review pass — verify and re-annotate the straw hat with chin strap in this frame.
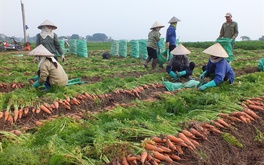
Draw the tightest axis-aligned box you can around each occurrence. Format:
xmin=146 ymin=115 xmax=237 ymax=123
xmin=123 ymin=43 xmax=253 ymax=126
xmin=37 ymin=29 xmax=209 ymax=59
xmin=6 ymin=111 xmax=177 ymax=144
xmin=170 ymin=44 xmax=191 ymax=55
xmin=38 ymin=20 xmax=57 ymax=29
xmin=203 ymin=43 xmax=228 ymax=58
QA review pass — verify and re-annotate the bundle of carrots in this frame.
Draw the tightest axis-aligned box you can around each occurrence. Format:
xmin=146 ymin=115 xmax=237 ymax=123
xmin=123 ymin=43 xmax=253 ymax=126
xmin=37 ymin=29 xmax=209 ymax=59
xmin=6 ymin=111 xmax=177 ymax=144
xmin=109 ymin=96 xmax=264 ymax=165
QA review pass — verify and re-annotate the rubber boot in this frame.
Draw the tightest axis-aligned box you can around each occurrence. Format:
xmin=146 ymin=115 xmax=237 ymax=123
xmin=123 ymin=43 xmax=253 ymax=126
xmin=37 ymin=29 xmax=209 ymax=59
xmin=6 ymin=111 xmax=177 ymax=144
xmin=144 ymin=57 xmax=151 ymax=68
xmin=152 ymin=59 xmax=157 ymax=70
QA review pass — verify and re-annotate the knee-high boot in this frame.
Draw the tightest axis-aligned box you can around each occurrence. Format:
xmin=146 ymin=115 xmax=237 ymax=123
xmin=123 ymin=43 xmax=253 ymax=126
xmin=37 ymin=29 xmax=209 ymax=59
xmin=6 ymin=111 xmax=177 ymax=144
xmin=152 ymin=59 xmax=157 ymax=70
xmin=144 ymin=57 xmax=151 ymax=68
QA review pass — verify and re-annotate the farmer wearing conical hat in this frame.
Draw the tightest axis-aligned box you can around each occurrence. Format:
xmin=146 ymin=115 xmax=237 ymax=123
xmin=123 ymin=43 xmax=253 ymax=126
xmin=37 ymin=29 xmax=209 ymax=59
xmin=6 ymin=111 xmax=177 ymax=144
xmin=144 ymin=21 xmax=165 ymax=70
xmin=166 ymin=44 xmax=195 ymax=80
xmin=28 ymin=44 xmax=68 ymax=91
xmin=166 ymin=16 xmax=181 ymax=52
xmin=198 ymin=43 xmax=235 ymax=91
xmin=36 ymin=20 xmax=65 ymax=62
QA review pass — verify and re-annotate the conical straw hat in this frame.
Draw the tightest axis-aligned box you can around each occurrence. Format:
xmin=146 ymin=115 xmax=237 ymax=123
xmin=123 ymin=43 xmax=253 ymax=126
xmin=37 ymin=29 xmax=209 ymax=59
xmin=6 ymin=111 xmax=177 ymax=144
xmin=28 ymin=44 xmax=54 ymax=57
xmin=171 ymin=44 xmax=191 ymax=55
xmin=150 ymin=21 xmax=165 ymax=29
xmin=203 ymin=43 xmax=228 ymax=57
xmin=38 ymin=20 xmax=57 ymax=29
xmin=168 ymin=16 xmax=181 ymax=23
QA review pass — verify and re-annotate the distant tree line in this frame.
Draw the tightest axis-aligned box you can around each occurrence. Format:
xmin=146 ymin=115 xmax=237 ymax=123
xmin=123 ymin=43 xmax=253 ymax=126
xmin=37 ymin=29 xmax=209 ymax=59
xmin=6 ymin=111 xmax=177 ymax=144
xmin=0 ymin=33 xmax=114 ymax=44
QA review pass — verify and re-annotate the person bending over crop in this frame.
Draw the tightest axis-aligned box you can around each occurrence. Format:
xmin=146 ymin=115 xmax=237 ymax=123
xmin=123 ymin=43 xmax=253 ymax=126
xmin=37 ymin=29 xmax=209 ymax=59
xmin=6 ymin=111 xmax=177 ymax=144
xmin=36 ymin=20 xmax=65 ymax=62
xmin=144 ymin=21 xmax=165 ymax=70
xmin=166 ymin=44 xmax=195 ymax=80
xmin=198 ymin=43 xmax=235 ymax=91
xmin=28 ymin=44 xmax=68 ymax=91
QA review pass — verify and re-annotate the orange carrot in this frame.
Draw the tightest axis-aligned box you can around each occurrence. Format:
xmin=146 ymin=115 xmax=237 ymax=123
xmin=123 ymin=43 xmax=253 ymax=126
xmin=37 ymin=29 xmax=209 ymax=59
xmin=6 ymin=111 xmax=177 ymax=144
xmin=227 ymin=116 xmax=242 ymax=122
xmin=240 ymin=112 xmax=254 ymax=121
xmin=167 ymin=135 xmax=187 ymax=147
xmin=144 ymin=143 xmax=164 ymax=152
xmin=8 ymin=114 xmax=13 ymax=124
xmin=248 ymin=104 xmax=264 ymax=111
xmin=141 ymin=151 xmax=148 ymax=164
xmin=151 ymin=136 xmax=166 ymax=143
xmin=126 ymin=155 xmax=138 ymax=162
xmin=159 ymin=146 xmax=171 ymax=153
xmin=35 ymin=108 xmax=41 ymax=114
xmin=167 ymin=138 xmax=177 ymax=150
xmin=167 ymin=154 xmax=181 ymax=161
xmin=35 ymin=121 xmax=42 ymax=126
xmin=189 ymin=138 xmax=200 ymax=147
xmin=4 ymin=110 xmax=9 ymax=121
xmin=217 ymin=118 xmax=229 ymax=127
xmin=178 ymin=133 xmax=196 ymax=149
xmin=246 ymin=99 xmax=255 ymax=105
xmin=40 ymin=105 xmax=51 ymax=114
xmin=152 ymin=151 xmax=173 ymax=163
xmin=208 ymin=127 xmax=222 ymax=134
xmin=121 ymin=157 xmax=129 ymax=165
xmin=238 ymin=115 xmax=248 ymax=123
xmin=243 ymin=108 xmax=260 ymax=119
xmin=241 ymin=103 xmax=248 ymax=109
xmin=0 ymin=111 xmax=3 ymax=119
xmin=13 ymin=109 xmax=19 ymax=122
xmin=23 ymin=107 xmax=29 ymax=115
xmin=54 ymin=101 xmax=59 ymax=109
xmin=182 ymin=129 xmax=196 ymax=139
xmin=175 ymin=145 xmax=184 ymax=155
xmin=189 ymin=128 xmax=207 ymax=140
xmin=212 ymin=121 xmax=225 ymax=128
xmin=18 ymin=109 xmax=23 ymax=119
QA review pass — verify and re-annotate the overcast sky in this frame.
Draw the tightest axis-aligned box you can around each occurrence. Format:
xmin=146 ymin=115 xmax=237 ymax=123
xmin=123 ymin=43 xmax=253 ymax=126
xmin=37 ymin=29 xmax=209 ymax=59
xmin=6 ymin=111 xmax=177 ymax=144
xmin=1 ymin=0 xmax=264 ymax=42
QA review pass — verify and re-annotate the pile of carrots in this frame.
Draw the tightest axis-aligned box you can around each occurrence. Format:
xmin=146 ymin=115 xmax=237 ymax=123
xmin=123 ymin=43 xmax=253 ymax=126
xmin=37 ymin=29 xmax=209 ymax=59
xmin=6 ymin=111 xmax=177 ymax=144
xmin=0 ymin=83 xmax=24 ymax=90
xmin=110 ymin=96 xmax=264 ymax=165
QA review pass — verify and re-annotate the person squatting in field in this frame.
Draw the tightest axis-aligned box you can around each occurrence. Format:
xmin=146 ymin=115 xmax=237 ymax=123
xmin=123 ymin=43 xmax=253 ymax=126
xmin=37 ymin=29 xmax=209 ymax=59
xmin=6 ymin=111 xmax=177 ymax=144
xmin=144 ymin=21 xmax=165 ymax=70
xmin=28 ymin=44 xmax=68 ymax=91
xmin=198 ymin=43 xmax=235 ymax=91
xmin=36 ymin=20 xmax=65 ymax=62
xmin=166 ymin=16 xmax=181 ymax=52
xmin=166 ymin=44 xmax=195 ymax=80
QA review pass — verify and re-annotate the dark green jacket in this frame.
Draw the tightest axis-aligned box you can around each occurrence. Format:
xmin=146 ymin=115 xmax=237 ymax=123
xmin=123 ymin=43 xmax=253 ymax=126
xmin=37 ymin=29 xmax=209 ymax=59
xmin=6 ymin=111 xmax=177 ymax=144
xmin=36 ymin=33 xmax=63 ymax=56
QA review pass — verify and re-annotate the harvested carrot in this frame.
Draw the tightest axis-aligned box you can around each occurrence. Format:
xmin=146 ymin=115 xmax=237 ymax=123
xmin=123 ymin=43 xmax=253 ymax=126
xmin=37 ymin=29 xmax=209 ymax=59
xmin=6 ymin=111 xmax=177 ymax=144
xmin=248 ymin=104 xmax=264 ymax=111
xmin=8 ymin=114 xmax=13 ymax=124
xmin=240 ymin=112 xmax=254 ymax=121
xmin=208 ymin=127 xmax=222 ymax=134
xmin=189 ymin=138 xmax=200 ymax=147
xmin=167 ymin=138 xmax=177 ymax=150
xmin=141 ymin=151 xmax=148 ymax=164
xmin=18 ymin=109 xmax=23 ymax=119
xmin=13 ymin=109 xmax=19 ymax=122
xmin=241 ymin=103 xmax=248 ymax=109
xmin=0 ymin=111 xmax=3 ymax=119
xmin=23 ymin=107 xmax=29 ymax=115
xmin=4 ymin=110 xmax=9 ymax=121
xmin=167 ymin=135 xmax=187 ymax=147
xmin=189 ymin=128 xmax=207 ymax=140
xmin=246 ymin=99 xmax=255 ymax=105
xmin=35 ymin=121 xmax=42 ymax=126
xmin=126 ymin=155 xmax=138 ymax=162
xmin=144 ymin=143 xmax=164 ymax=152
xmin=121 ymin=157 xmax=129 ymax=165
xmin=217 ymin=118 xmax=229 ymax=127
xmin=167 ymin=154 xmax=181 ymax=161
xmin=182 ymin=129 xmax=196 ymax=139
xmin=159 ymin=146 xmax=171 ymax=153
xmin=243 ymin=108 xmax=260 ymax=119
xmin=239 ymin=115 xmax=248 ymax=123
xmin=152 ymin=151 xmax=173 ymax=163
xmin=54 ymin=101 xmax=59 ymax=109
xmin=211 ymin=121 xmax=225 ymax=128
xmin=175 ymin=145 xmax=184 ymax=155
xmin=40 ymin=105 xmax=51 ymax=114
xmin=151 ymin=136 xmax=166 ymax=143
xmin=178 ymin=133 xmax=196 ymax=149
xmin=35 ymin=108 xmax=41 ymax=114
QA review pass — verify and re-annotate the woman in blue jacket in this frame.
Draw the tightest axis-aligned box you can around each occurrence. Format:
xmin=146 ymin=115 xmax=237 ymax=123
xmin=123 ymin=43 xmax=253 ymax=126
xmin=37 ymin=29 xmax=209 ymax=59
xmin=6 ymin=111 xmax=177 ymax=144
xmin=198 ymin=43 xmax=235 ymax=91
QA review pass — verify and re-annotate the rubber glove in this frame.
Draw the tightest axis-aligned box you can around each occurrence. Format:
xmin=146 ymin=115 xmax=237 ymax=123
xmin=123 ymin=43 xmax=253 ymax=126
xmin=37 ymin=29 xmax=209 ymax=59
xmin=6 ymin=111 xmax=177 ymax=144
xmin=177 ymin=70 xmax=186 ymax=78
xmin=32 ymin=80 xmax=41 ymax=87
xmin=198 ymin=80 xmax=216 ymax=91
xmin=199 ymin=71 xmax=207 ymax=80
xmin=169 ymin=71 xmax=178 ymax=80
xmin=61 ymin=55 xmax=65 ymax=62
